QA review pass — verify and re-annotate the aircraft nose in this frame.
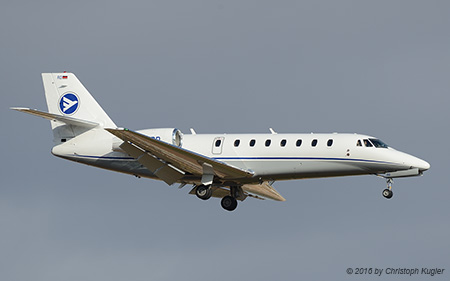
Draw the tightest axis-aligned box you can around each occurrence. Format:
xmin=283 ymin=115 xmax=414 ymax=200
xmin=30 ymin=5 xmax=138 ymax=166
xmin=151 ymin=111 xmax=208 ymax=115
xmin=418 ymin=159 xmax=431 ymax=171
xmin=395 ymin=150 xmax=430 ymax=174
xmin=412 ymin=157 xmax=430 ymax=172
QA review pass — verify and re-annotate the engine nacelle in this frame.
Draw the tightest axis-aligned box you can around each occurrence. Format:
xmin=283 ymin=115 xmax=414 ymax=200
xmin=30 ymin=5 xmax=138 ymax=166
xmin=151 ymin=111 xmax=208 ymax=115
xmin=136 ymin=128 xmax=183 ymax=147
xmin=112 ymin=128 xmax=183 ymax=153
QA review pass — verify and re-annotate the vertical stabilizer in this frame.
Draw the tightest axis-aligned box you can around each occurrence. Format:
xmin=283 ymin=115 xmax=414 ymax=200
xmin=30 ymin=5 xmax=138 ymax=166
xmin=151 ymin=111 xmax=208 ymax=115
xmin=42 ymin=73 xmax=116 ymax=127
xmin=42 ymin=73 xmax=116 ymax=142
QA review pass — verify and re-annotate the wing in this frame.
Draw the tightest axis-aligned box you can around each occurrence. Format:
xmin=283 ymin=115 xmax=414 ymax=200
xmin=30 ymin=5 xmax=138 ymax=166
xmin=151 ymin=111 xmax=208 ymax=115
xmin=106 ymin=128 xmax=286 ymax=202
xmin=106 ymin=128 xmax=254 ymax=184
xmin=241 ymin=182 xmax=286 ymax=201
xmin=188 ymin=182 xmax=286 ymax=202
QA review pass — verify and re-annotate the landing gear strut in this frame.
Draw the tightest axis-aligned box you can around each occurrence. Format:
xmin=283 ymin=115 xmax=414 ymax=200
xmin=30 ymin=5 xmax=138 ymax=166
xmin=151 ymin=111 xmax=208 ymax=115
xmin=382 ymin=178 xmax=393 ymax=199
xmin=195 ymin=185 xmax=212 ymax=200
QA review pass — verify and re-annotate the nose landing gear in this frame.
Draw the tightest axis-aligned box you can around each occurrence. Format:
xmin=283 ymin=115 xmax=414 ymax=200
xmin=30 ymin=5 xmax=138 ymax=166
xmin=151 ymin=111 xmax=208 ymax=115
xmin=382 ymin=178 xmax=393 ymax=199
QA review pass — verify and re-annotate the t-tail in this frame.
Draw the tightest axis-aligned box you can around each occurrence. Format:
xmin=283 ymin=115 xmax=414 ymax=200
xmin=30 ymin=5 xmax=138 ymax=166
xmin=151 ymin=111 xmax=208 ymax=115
xmin=11 ymin=73 xmax=116 ymax=144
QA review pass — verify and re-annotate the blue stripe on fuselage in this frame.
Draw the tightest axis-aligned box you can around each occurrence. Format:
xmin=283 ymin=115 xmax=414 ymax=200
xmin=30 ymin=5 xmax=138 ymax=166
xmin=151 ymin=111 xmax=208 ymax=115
xmin=70 ymin=154 xmax=393 ymax=165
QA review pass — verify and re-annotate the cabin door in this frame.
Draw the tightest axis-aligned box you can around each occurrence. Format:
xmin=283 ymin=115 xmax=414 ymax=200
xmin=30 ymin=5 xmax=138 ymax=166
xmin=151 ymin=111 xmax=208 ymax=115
xmin=212 ymin=137 xmax=225 ymax=154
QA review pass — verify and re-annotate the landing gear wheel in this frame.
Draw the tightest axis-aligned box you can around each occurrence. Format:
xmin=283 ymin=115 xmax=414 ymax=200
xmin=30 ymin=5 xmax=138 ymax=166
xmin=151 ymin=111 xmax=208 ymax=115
xmin=382 ymin=188 xmax=393 ymax=199
xmin=195 ymin=185 xmax=212 ymax=200
xmin=221 ymin=195 xmax=238 ymax=211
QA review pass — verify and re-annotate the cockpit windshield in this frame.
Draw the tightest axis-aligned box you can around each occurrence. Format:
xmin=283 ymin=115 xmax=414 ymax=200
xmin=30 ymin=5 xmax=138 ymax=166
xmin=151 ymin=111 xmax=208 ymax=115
xmin=369 ymin=138 xmax=389 ymax=148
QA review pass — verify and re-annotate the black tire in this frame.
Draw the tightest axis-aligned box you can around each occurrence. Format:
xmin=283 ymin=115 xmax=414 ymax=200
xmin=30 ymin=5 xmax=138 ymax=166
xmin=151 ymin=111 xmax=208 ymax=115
xmin=195 ymin=185 xmax=212 ymax=200
xmin=221 ymin=195 xmax=238 ymax=211
xmin=382 ymin=189 xmax=393 ymax=199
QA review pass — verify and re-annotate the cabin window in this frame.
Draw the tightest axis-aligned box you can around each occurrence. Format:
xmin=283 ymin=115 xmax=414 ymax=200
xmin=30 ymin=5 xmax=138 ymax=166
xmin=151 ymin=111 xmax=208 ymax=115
xmin=234 ymin=139 xmax=240 ymax=147
xmin=265 ymin=139 xmax=271 ymax=147
xmin=327 ymin=139 xmax=333 ymax=147
xmin=250 ymin=139 xmax=256 ymax=147
xmin=311 ymin=139 xmax=318 ymax=147
xmin=296 ymin=139 xmax=302 ymax=147
xmin=280 ymin=139 xmax=287 ymax=147
xmin=357 ymin=140 xmax=362 ymax=147
xmin=363 ymin=139 xmax=373 ymax=147
xmin=215 ymin=139 xmax=222 ymax=147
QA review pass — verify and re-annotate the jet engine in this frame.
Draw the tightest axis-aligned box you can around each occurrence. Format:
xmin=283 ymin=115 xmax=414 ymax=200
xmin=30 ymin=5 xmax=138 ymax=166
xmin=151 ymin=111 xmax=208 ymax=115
xmin=136 ymin=128 xmax=183 ymax=147
xmin=112 ymin=128 xmax=183 ymax=153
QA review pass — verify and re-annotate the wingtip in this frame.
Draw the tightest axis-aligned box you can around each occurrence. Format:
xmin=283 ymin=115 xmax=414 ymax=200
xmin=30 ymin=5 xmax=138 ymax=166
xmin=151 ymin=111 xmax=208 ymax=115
xmin=105 ymin=127 xmax=126 ymax=131
xmin=10 ymin=107 xmax=30 ymax=111
xmin=104 ymin=128 xmax=119 ymax=134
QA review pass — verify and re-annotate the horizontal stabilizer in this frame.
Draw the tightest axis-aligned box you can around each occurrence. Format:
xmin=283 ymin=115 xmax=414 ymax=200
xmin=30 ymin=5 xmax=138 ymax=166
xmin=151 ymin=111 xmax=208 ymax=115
xmin=11 ymin=107 xmax=98 ymax=128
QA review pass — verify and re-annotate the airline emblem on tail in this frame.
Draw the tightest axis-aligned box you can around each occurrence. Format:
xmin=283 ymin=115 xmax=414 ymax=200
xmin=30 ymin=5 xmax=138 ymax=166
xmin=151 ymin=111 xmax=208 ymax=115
xmin=59 ymin=93 xmax=79 ymax=115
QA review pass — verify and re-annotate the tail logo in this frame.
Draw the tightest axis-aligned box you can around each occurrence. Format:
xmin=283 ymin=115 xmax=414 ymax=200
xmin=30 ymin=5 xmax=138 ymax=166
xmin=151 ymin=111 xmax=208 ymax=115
xmin=59 ymin=93 xmax=79 ymax=115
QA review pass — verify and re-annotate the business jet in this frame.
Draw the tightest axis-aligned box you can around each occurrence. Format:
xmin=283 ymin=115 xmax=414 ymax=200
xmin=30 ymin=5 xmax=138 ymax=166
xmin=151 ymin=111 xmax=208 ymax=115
xmin=12 ymin=73 xmax=430 ymax=211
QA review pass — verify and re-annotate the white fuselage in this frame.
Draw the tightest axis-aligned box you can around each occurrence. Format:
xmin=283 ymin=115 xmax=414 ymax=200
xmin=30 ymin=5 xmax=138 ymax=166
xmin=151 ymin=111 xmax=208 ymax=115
xmin=52 ymin=129 xmax=430 ymax=185
xmin=13 ymin=72 xmax=431 ymax=210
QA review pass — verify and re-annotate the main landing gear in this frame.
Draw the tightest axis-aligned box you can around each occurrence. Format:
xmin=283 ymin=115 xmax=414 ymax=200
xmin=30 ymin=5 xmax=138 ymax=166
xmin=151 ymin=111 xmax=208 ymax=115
xmin=221 ymin=186 xmax=240 ymax=211
xmin=382 ymin=178 xmax=394 ymax=199
xmin=221 ymin=196 xmax=238 ymax=211
xmin=195 ymin=184 xmax=239 ymax=211
xmin=195 ymin=184 xmax=212 ymax=200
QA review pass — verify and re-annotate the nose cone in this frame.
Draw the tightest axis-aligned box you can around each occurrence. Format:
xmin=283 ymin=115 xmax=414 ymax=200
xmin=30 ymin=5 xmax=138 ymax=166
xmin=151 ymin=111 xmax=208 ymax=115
xmin=407 ymin=153 xmax=430 ymax=172
xmin=395 ymin=150 xmax=430 ymax=172
xmin=416 ymin=158 xmax=431 ymax=171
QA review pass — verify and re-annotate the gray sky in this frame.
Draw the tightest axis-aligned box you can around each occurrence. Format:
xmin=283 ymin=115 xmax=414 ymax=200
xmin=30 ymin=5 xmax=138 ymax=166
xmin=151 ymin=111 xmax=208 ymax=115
xmin=1 ymin=1 xmax=449 ymax=280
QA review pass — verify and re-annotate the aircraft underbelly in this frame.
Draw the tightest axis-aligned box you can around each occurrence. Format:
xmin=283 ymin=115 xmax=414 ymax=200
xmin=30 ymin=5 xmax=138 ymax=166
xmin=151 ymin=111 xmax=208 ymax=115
xmin=57 ymin=149 xmax=410 ymax=184
xmin=56 ymin=154 xmax=159 ymax=179
xmin=222 ymin=159 xmax=397 ymax=180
